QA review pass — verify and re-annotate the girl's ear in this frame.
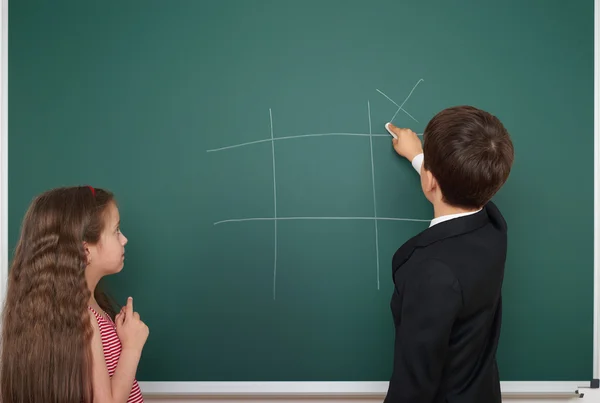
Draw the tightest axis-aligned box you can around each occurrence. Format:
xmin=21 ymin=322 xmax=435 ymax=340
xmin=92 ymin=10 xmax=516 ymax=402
xmin=83 ymin=242 xmax=91 ymax=266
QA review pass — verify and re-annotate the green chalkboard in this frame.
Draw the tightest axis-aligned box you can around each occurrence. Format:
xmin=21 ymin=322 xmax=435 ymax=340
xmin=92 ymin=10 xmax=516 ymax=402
xmin=8 ymin=0 xmax=594 ymax=383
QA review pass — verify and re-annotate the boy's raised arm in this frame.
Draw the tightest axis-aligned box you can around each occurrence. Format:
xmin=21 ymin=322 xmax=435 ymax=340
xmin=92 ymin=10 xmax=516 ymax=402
xmin=386 ymin=123 xmax=423 ymax=175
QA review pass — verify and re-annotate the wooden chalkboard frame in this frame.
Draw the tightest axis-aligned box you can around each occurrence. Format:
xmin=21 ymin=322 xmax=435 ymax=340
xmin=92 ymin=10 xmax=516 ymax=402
xmin=0 ymin=0 xmax=597 ymax=398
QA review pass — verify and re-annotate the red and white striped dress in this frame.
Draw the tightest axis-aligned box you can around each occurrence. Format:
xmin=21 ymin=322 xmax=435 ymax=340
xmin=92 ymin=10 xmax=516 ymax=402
xmin=89 ymin=306 xmax=144 ymax=403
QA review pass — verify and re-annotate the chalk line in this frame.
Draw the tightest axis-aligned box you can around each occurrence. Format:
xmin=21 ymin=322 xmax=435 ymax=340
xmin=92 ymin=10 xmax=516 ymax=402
xmin=400 ymin=78 xmax=424 ymax=109
xmin=213 ymin=216 xmax=430 ymax=226
xmin=270 ymin=108 xmax=277 ymax=301
xmin=398 ymin=107 xmax=419 ymax=123
xmin=368 ymin=100 xmax=381 ymax=290
xmin=206 ymin=133 xmax=396 ymax=153
xmin=375 ymin=89 xmax=400 ymax=108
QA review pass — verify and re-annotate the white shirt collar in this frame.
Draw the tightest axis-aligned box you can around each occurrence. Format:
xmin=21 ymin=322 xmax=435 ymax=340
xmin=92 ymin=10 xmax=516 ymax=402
xmin=429 ymin=209 xmax=482 ymax=227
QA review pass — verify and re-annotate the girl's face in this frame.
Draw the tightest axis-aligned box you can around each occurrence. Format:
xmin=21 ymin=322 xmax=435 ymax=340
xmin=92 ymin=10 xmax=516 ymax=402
xmin=87 ymin=202 xmax=128 ymax=275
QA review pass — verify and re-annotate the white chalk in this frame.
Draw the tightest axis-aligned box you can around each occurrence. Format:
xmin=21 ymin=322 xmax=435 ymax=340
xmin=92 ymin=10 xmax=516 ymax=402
xmin=385 ymin=122 xmax=398 ymax=139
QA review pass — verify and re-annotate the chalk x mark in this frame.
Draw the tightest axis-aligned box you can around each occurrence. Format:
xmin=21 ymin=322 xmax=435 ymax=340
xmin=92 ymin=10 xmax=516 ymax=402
xmin=377 ymin=78 xmax=424 ymax=123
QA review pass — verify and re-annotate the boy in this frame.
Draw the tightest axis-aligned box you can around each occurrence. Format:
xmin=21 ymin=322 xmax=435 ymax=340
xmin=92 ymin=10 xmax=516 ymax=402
xmin=384 ymin=105 xmax=514 ymax=403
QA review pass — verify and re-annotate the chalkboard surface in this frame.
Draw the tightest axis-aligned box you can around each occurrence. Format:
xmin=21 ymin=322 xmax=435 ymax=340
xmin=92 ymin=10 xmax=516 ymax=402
xmin=8 ymin=0 xmax=594 ymax=382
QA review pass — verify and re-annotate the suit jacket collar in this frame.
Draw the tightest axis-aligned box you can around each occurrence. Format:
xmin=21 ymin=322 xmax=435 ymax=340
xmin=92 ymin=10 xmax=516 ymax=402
xmin=392 ymin=202 xmax=503 ymax=276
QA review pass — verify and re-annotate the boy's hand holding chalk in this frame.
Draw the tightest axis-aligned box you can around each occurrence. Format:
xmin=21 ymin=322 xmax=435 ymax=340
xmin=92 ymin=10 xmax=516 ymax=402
xmin=386 ymin=122 xmax=423 ymax=162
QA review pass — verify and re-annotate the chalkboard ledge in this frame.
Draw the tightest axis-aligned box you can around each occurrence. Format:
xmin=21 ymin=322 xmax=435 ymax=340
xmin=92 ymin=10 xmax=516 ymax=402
xmin=138 ymin=381 xmax=587 ymax=398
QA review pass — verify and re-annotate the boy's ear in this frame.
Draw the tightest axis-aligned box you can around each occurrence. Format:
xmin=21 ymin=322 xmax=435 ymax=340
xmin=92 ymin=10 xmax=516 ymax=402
xmin=423 ymin=169 xmax=437 ymax=193
xmin=431 ymin=174 xmax=439 ymax=192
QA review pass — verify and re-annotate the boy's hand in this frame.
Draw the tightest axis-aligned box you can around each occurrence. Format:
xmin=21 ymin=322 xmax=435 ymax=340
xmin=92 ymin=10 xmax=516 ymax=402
xmin=116 ymin=297 xmax=149 ymax=354
xmin=386 ymin=123 xmax=423 ymax=161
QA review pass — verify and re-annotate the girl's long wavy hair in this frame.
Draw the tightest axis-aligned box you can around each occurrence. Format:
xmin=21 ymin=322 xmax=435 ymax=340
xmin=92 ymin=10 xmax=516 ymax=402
xmin=1 ymin=186 xmax=118 ymax=403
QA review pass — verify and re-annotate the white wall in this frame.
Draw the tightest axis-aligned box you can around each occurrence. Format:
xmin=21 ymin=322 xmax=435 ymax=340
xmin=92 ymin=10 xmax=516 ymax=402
xmin=141 ymin=392 xmax=600 ymax=403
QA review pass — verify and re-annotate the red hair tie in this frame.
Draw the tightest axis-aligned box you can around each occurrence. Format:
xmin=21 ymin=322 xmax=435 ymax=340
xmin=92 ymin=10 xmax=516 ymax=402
xmin=87 ymin=185 xmax=96 ymax=197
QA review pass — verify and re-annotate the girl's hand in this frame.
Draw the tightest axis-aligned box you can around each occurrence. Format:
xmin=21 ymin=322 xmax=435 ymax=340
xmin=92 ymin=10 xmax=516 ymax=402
xmin=115 ymin=297 xmax=149 ymax=353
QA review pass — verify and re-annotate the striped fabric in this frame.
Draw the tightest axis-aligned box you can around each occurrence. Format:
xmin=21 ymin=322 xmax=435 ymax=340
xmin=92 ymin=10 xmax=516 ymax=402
xmin=89 ymin=306 xmax=144 ymax=403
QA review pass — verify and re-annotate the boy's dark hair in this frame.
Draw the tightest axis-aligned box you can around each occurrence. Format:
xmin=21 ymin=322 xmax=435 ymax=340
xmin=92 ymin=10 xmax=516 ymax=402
xmin=423 ymin=105 xmax=514 ymax=209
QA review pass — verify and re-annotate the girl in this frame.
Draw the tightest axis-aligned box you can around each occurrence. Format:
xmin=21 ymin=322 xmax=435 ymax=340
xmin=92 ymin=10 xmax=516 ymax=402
xmin=1 ymin=186 xmax=149 ymax=403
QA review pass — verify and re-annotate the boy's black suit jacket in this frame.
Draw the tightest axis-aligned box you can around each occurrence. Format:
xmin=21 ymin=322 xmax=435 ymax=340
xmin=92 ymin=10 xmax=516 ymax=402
xmin=384 ymin=201 xmax=507 ymax=403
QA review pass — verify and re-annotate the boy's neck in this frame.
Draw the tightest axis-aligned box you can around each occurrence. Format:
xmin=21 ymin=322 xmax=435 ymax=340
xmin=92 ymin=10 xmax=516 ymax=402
xmin=433 ymin=201 xmax=481 ymax=219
